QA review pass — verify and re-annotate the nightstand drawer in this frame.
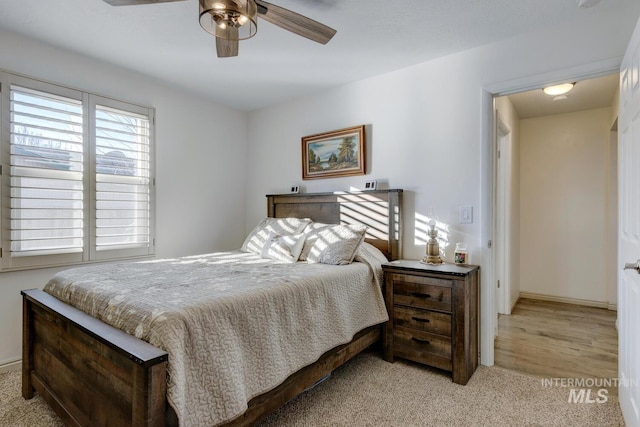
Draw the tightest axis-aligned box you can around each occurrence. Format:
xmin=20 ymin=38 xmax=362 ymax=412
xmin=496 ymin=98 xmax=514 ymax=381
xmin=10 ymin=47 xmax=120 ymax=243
xmin=393 ymin=306 xmax=452 ymax=337
xmin=394 ymin=345 xmax=453 ymax=372
xmin=393 ymin=276 xmax=452 ymax=312
xmin=393 ymin=326 xmax=452 ymax=360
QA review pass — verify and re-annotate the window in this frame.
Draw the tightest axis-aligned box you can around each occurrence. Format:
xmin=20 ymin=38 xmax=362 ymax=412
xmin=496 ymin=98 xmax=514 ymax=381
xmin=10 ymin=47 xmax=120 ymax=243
xmin=1 ymin=72 xmax=155 ymax=270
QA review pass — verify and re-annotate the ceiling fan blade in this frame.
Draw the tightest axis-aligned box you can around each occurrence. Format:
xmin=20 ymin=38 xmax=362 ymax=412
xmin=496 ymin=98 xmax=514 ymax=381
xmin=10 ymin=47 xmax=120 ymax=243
xmin=216 ymin=27 xmax=239 ymax=58
xmin=255 ymin=0 xmax=336 ymax=45
xmin=102 ymin=0 xmax=187 ymax=6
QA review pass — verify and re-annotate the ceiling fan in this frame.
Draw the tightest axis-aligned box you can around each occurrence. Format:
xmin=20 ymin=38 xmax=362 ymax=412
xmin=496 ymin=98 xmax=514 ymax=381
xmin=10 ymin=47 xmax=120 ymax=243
xmin=102 ymin=0 xmax=337 ymax=58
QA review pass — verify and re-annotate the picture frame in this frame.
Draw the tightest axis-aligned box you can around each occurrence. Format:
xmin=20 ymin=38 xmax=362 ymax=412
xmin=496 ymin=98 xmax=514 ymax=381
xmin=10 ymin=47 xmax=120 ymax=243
xmin=301 ymin=125 xmax=366 ymax=180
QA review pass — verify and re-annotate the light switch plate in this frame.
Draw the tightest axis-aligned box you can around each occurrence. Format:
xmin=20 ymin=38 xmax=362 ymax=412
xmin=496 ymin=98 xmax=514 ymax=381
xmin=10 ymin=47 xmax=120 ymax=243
xmin=459 ymin=205 xmax=473 ymax=224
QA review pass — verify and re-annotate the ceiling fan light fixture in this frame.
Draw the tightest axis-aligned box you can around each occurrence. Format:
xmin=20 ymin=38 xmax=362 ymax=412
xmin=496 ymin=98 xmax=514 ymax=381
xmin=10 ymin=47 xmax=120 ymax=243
xmin=543 ymin=83 xmax=575 ymax=96
xmin=199 ymin=0 xmax=257 ymax=40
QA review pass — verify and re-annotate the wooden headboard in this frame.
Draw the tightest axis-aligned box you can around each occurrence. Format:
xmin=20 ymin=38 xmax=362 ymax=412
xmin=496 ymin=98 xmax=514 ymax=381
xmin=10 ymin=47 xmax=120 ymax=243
xmin=267 ymin=189 xmax=403 ymax=260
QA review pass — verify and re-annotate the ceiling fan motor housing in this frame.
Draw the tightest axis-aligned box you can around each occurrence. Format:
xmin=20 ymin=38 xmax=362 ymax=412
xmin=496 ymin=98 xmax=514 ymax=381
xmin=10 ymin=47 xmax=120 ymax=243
xmin=199 ymin=0 xmax=258 ymax=40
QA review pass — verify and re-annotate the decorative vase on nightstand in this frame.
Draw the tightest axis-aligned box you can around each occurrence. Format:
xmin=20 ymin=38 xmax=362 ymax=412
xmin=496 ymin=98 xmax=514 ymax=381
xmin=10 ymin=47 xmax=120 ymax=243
xmin=422 ymin=219 xmax=442 ymax=265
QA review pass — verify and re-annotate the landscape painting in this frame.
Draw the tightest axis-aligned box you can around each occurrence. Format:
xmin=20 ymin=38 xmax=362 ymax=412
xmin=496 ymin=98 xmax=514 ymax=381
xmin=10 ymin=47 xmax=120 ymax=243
xmin=302 ymin=125 xmax=366 ymax=180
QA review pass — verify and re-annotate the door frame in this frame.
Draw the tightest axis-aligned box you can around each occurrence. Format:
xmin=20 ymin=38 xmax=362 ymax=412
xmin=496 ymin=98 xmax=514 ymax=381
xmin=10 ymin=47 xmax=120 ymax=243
xmin=608 ymin=125 xmax=619 ymax=311
xmin=495 ymin=118 xmax=512 ymax=316
xmin=479 ymin=58 xmax=621 ymax=366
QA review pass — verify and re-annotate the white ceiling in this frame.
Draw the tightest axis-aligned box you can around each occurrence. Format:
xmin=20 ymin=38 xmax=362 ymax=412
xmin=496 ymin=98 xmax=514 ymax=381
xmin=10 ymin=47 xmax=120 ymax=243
xmin=0 ymin=0 xmax=639 ymax=111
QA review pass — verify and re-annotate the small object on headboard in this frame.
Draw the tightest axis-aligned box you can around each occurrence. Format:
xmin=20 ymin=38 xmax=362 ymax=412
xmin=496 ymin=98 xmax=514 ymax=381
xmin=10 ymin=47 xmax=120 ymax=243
xmin=290 ymin=185 xmax=300 ymax=194
xmin=364 ymin=180 xmax=377 ymax=191
xmin=266 ymin=189 xmax=403 ymax=261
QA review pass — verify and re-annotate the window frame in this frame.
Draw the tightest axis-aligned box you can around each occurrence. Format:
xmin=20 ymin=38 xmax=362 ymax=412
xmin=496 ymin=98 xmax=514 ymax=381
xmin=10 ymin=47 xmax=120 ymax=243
xmin=0 ymin=71 xmax=156 ymax=271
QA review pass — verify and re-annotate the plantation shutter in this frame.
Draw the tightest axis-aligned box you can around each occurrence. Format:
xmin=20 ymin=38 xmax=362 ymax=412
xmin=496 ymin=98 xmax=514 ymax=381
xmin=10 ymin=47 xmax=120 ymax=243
xmin=93 ymin=100 xmax=153 ymax=258
xmin=8 ymin=84 xmax=85 ymax=260
xmin=1 ymin=72 xmax=155 ymax=270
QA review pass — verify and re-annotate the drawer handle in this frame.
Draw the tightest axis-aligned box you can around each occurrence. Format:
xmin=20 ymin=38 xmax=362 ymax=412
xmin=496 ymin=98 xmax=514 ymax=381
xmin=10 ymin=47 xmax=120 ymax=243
xmin=411 ymin=337 xmax=431 ymax=345
xmin=411 ymin=316 xmax=430 ymax=323
xmin=412 ymin=292 xmax=432 ymax=299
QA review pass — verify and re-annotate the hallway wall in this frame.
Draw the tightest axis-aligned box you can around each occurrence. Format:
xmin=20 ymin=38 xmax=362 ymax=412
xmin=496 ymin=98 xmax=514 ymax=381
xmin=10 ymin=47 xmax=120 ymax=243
xmin=519 ymin=107 xmax=613 ymax=304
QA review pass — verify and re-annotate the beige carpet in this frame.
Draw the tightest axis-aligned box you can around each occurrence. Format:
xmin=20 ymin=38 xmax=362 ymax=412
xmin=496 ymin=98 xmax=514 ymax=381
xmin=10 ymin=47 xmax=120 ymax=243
xmin=1 ymin=352 xmax=624 ymax=426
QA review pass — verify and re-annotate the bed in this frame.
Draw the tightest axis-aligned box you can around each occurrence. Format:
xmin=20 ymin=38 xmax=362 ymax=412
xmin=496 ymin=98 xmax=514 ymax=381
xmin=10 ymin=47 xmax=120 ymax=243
xmin=21 ymin=189 xmax=403 ymax=427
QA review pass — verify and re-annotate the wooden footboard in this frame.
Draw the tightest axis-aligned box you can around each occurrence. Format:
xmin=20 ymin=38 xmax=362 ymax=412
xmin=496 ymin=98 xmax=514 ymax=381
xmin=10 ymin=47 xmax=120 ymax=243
xmin=22 ymin=288 xmax=381 ymax=427
xmin=22 ymin=289 xmax=169 ymax=427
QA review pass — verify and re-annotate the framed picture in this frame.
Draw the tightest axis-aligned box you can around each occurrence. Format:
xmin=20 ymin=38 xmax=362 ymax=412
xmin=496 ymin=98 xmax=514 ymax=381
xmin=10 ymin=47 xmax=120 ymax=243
xmin=301 ymin=125 xmax=365 ymax=180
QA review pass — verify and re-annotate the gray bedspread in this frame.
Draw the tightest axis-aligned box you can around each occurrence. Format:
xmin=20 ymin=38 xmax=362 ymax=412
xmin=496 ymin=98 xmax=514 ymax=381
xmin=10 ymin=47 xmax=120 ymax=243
xmin=43 ymin=245 xmax=388 ymax=427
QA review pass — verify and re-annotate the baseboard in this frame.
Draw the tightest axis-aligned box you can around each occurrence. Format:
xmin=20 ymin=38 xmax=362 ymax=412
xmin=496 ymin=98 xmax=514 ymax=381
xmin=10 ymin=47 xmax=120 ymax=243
xmin=0 ymin=358 xmax=21 ymax=374
xmin=519 ymin=292 xmax=611 ymax=309
xmin=607 ymin=303 xmax=617 ymax=311
xmin=510 ymin=292 xmax=520 ymax=312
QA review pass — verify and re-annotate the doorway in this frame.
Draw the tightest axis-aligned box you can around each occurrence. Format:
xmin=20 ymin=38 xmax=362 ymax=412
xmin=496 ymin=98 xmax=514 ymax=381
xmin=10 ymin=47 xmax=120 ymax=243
xmin=491 ymin=73 xmax=620 ymax=375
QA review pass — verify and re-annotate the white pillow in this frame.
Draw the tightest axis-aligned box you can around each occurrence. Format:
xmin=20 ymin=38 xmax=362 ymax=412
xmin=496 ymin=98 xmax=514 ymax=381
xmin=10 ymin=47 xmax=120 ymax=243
xmin=305 ymin=224 xmax=367 ymax=265
xmin=354 ymin=241 xmax=390 ymax=265
xmin=260 ymin=232 xmax=305 ymax=263
xmin=241 ymin=217 xmax=311 ymax=254
xmin=353 ymin=242 xmax=390 ymax=288
xmin=298 ymin=222 xmax=332 ymax=261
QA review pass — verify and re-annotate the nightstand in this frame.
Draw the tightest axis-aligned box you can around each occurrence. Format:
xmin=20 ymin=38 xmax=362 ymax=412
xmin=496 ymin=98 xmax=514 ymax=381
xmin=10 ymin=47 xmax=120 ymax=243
xmin=382 ymin=260 xmax=479 ymax=385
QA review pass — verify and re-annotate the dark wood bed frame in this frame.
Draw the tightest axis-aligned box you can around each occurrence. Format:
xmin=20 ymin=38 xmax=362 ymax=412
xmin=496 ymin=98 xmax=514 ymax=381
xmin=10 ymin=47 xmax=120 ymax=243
xmin=22 ymin=189 xmax=403 ymax=427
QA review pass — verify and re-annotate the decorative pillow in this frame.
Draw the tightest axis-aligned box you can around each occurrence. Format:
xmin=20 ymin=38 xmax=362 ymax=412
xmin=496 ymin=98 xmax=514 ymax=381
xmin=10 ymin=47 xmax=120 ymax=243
xmin=354 ymin=241 xmax=389 ymax=265
xmin=298 ymin=222 xmax=333 ymax=261
xmin=241 ymin=217 xmax=311 ymax=254
xmin=260 ymin=232 xmax=305 ymax=263
xmin=305 ymin=224 xmax=367 ymax=265
xmin=353 ymin=242 xmax=389 ymax=287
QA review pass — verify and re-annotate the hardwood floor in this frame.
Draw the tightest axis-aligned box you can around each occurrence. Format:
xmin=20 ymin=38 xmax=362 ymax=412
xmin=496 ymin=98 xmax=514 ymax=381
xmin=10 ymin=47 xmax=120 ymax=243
xmin=494 ymin=298 xmax=618 ymax=387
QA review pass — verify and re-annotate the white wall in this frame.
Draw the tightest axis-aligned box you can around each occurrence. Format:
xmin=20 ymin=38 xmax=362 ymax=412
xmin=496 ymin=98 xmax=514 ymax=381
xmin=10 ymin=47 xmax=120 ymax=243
xmin=0 ymin=30 xmax=249 ymax=366
xmin=495 ymin=96 xmax=521 ymax=309
xmin=519 ymin=108 xmax=612 ymax=304
xmin=246 ymin=59 xmax=482 ymax=263
xmin=246 ymin=4 xmax=640 ymax=364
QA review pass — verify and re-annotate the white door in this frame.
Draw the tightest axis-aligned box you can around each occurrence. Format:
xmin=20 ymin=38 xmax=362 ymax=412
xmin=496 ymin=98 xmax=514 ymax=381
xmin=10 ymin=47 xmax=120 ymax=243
xmin=618 ymin=16 xmax=640 ymax=426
